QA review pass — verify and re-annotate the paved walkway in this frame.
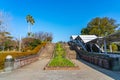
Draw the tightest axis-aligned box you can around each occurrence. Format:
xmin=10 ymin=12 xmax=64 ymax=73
xmin=0 ymin=43 xmax=119 ymax=80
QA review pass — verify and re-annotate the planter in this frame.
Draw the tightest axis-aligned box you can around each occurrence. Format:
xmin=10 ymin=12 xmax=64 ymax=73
xmin=98 ymin=58 xmax=103 ymax=67
xmin=91 ymin=57 xmax=94 ymax=63
xmin=110 ymin=58 xmax=120 ymax=71
xmin=94 ymin=58 xmax=99 ymax=65
xmin=45 ymin=43 xmax=79 ymax=70
xmin=88 ymin=56 xmax=92 ymax=63
xmin=103 ymin=59 xmax=110 ymax=69
xmin=44 ymin=66 xmax=79 ymax=70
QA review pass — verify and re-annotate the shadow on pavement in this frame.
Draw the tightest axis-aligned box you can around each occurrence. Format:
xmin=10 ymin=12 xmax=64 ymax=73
xmin=77 ymin=58 xmax=120 ymax=80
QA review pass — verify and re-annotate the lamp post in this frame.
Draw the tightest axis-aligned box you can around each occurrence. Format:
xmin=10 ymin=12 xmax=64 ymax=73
xmin=19 ymin=35 xmax=21 ymax=52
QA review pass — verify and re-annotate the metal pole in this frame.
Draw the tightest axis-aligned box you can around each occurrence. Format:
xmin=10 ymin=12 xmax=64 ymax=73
xmin=90 ymin=43 xmax=93 ymax=52
xmin=98 ymin=37 xmax=101 ymax=53
xmin=104 ymin=38 xmax=107 ymax=54
xmin=110 ymin=45 xmax=112 ymax=52
xmin=19 ymin=35 xmax=21 ymax=52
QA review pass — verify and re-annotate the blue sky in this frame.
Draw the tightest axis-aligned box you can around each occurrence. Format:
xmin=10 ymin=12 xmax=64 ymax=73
xmin=0 ymin=0 xmax=120 ymax=42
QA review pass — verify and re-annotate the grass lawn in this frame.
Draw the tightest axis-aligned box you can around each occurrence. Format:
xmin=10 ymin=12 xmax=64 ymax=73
xmin=48 ymin=56 xmax=74 ymax=67
xmin=48 ymin=43 xmax=75 ymax=67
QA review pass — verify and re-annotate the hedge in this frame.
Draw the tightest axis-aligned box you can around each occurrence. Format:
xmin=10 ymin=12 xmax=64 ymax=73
xmin=0 ymin=42 xmax=46 ymax=70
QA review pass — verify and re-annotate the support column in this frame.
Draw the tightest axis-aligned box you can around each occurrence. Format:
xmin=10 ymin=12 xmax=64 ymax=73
xmin=90 ymin=43 xmax=93 ymax=53
xmin=104 ymin=38 xmax=107 ymax=54
xmin=110 ymin=45 xmax=112 ymax=52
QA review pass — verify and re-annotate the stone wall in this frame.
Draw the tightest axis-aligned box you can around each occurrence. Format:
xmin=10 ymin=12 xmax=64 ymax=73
xmin=14 ymin=55 xmax=39 ymax=69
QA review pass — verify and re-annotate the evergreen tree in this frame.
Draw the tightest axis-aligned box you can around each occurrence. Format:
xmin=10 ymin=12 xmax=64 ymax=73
xmin=81 ymin=17 xmax=119 ymax=36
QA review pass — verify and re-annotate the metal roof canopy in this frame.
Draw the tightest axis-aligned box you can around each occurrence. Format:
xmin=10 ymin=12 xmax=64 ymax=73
xmin=70 ymin=35 xmax=78 ymax=40
xmin=86 ymin=31 xmax=120 ymax=54
xmin=77 ymin=35 xmax=97 ymax=43
xmin=70 ymin=31 xmax=120 ymax=54
xmin=104 ymin=31 xmax=120 ymax=42
xmin=87 ymin=31 xmax=120 ymax=44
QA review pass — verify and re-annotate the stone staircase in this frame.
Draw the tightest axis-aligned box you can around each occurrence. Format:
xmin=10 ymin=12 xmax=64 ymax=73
xmin=39 ymin=43 xmax=55 ymax=59
xmin=64 ymin=43 xmax=78 ymax=59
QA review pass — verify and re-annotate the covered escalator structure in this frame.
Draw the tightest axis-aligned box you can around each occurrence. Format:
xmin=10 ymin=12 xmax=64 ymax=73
xmin=70 ymin=31 xmax=120 ymax=55
xmin=69 ymin=32 xmax=120 ymax=71
xmin=70 ymin=35 xmax=103 ymax=53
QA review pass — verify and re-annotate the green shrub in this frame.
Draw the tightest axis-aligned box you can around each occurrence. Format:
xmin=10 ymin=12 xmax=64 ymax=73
xmin=22 ymin=38 xmax=41 ymax=51
xmin=49 ymin=56 xmax=74 ymax=67
xmin=0 ymin=42 xmax=47 ymax=70
xmin=111 ymin=43 xmax=118 ymax=52
xmin=48 ymin=43 xmax=75 ymax=67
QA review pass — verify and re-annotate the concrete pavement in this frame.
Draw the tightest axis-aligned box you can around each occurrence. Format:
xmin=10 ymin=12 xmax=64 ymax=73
xmin=0 ymin=43 xmax=119 ymax=80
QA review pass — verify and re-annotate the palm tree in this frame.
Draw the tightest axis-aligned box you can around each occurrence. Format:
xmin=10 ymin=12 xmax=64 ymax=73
xmin=26 ymin=14 xmax=35 ymax=37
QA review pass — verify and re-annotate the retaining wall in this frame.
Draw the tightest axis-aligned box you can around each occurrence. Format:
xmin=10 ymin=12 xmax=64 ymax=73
xmin=69 ymin=44 xmax=120 ymax=71
xmin=14 ymin=55 xmax=39 ymax=69
xmin=13 ymin=47 xmax=43 ymax=70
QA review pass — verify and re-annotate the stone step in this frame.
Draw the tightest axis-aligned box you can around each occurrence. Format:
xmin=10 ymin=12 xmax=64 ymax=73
xmin=64 ymin=44 xmax=78 ymax=59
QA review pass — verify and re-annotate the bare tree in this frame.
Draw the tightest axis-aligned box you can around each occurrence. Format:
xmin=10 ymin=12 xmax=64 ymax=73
xmin=0 ymin=11 xmax=12 ymax=51
xmin=34 ymin=31 xmax=53 ymax=42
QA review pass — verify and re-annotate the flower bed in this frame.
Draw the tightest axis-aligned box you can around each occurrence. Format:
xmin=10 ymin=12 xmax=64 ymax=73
xmin=44 ymin=66 xmax=79 ymax=70
xmin=45 ymin=43 xmax=79 ymax=70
